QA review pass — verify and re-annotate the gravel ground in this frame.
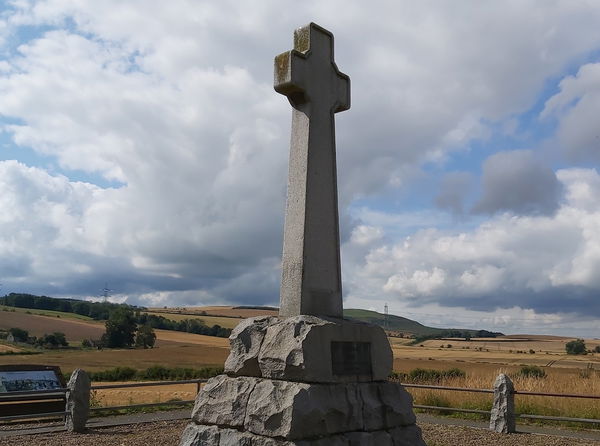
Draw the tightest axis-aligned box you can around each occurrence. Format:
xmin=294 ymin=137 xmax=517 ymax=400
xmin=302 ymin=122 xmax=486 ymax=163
xmin=1 ymin=420 xmax=599 ymax=445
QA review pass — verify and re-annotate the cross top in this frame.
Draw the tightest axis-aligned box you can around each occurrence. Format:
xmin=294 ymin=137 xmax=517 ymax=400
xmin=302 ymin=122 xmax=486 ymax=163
xmin=275 ymin=23 xmax=350 ymax=115
xmin=274 ymin=23 xmax=350 ymax=319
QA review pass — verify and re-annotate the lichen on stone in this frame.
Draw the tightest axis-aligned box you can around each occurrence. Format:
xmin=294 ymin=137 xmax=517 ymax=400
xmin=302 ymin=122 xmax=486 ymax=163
xmin=293 ymin=26 xmax=310 ymax=53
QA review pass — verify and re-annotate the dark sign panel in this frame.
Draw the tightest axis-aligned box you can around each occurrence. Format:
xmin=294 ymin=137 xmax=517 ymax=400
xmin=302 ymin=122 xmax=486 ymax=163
xmin=331 ymin=341 xmax=372 ymax=376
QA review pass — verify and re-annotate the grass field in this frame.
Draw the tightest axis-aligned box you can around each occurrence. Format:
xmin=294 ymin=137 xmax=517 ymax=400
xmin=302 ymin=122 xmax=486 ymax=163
xmin=0 ymin=305 xmax=93 ymax=321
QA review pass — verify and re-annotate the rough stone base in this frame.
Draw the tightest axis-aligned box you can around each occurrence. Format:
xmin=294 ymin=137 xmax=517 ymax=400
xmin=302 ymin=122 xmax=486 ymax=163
xmin=180 ymin=375 xmax=425 ymax=445
xmin=180 ymin=423 xmax=425 ymax=446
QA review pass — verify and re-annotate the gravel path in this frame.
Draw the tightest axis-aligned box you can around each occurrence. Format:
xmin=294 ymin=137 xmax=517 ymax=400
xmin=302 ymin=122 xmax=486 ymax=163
xmin=0 ymin=420 xmax=599 ymax=445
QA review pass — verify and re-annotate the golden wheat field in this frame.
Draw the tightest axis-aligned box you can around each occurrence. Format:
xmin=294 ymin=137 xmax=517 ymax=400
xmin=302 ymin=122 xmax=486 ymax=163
xmin=90 ymin=381 xmax=203 ymax=407
xmin=1 ymin=308 xmax=599 ymax=423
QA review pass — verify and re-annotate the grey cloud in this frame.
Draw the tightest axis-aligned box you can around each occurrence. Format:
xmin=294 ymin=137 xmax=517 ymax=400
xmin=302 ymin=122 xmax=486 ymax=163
xmin=434 ymin=171 xmax=472 ymax=215
xmin=444 ymin=286 xmax=600 ymax=318
xmin=472 ymin=150 xmax=562 ymax=216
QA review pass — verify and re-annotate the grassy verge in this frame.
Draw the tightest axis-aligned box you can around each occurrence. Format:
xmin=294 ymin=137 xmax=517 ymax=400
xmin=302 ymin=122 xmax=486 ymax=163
xmin=395 ymin=366 xmax=600 ymax=429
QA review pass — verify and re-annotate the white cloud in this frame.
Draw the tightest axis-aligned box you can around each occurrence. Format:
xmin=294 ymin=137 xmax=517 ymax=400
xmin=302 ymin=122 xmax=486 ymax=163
xmin=542 ymin=62 xmax=600 ymax=163
xmin=0 ymin=1 xmax=599 ymax=337
xmin=345 ymin=168 xmax=600 ymax=317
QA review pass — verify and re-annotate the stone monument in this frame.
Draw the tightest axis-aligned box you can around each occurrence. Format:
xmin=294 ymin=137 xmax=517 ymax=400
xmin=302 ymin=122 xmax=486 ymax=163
xmin=180 ymin=23 xmax=425 ymax=446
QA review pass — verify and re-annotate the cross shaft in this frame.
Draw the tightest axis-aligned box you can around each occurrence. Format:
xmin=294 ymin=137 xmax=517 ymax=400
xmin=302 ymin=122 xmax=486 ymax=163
xmin=274 ymin=23 xmax=350 ymax=318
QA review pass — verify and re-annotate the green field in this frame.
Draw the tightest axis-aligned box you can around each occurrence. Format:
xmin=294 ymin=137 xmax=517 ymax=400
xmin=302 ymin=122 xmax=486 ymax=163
xmin=0 ymin=305 xmax=94 ymax=321
xmin=344 ymin=308 xmax=443 ymax=336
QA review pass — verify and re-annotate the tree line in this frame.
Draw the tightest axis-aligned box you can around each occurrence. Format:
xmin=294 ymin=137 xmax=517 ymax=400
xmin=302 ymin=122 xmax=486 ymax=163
xmin=0 ymin=293 xmax=129 ymax=320
xmin=411 ymin=329 xmax=503 ymax=344
xmin=0 ymin=293 xmax=232 ymax=340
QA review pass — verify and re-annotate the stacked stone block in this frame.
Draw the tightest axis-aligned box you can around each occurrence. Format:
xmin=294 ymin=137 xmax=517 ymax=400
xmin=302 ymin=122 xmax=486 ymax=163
xmin=179 ymin=316 xmax=425 ymax=445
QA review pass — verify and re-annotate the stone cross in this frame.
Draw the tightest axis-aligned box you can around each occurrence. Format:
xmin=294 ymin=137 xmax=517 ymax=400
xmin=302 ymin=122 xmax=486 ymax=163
xmin=274 ymin=23 xmax=350 ymax=318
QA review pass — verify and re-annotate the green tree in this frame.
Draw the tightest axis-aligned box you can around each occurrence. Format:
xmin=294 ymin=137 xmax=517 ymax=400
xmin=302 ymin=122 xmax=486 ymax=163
xmin=135 ymin=324 xmax=156 ymax=349
xmin=103 ymin=308 xmax=137 ymax=348
xmin=8 ymin=327 xmax=28 ymax=342
xmin=565 ymin=339 xmax=587 ymax=355
xmin=35 ymin=332 xmax=69 ymax=348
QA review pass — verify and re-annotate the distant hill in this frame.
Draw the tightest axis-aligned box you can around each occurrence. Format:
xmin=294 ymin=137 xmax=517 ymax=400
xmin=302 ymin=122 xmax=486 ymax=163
xmin=343 ymin=308 xmax=503 ymax=339
xmin=226 ymin=306 xmax=501 ymax=339
xmin=343 ymin=309 xmax=443 ymax=336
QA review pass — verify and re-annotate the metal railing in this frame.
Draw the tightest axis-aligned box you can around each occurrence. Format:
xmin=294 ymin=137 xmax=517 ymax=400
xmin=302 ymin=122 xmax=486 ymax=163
xmin=1 ymin=377 xmax=598 ymax=428
xmin=398 ymin=381 xmax=600 ymax=425
xmin=0 ymin=379 xmax=206 ymax=423
xmin=88 ymin=379 xmax=206 ymax=414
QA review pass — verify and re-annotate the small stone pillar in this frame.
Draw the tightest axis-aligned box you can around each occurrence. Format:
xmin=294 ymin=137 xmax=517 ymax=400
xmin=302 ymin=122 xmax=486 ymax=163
xmin=65 ymin=368 xmax=91 ymax=433
xmin=489 ymin=373 xmax=515 ymax=433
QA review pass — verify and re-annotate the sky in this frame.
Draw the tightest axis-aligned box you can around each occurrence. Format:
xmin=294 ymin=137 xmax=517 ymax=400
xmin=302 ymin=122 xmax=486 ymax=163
xmin=0 ymin=1 xmax=599 ymax=337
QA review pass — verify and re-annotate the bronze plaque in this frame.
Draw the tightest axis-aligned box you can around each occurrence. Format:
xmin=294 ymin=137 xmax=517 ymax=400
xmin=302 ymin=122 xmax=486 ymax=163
xmin=331 ymin=341 xmax=372 ymax=376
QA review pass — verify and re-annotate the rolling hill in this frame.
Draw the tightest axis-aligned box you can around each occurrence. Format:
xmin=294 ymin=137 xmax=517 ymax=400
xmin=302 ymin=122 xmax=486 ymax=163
xmin=343 ymin=309 xmax=443 ymax=336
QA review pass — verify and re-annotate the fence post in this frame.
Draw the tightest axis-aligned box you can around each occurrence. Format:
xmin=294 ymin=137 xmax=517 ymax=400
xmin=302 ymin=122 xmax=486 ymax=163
xmin=65 ymin=368 xmax=91 ymax=433
xmin=489 ymin=373 xmax=516 ymax=433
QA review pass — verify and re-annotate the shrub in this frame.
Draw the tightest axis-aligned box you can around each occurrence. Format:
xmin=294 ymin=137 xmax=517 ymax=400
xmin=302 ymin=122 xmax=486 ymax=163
xmin=408 ymin=367 xmax=466 ymax=383
xmin=389 ymin=371 xmax=408 ymax=381
xmin=516 ymin=365 xmax=546 ymax=379
xmin=35 ymin=332 xmax=69 ymax=348
xmin=90 ymin=367 xmax=137 ymax=381
xmin=565 ymin=339 xmax=587 ymax=355
xmin=89 ymin=366 xmax=223 ymax=382
xmin=419 ymin=391 xmax=451 ymax=414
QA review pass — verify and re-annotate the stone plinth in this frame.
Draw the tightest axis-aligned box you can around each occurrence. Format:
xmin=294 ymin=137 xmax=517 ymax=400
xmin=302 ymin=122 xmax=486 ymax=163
xmin=181 ymin=423 xmax=424 ymax=446
xmin=225 ymin=315 xmax=392 ymax=383
xmin=180 ymin=316 xmax=425 ymax=446
xmin=181 ymin=375 xmax=422 ymax=445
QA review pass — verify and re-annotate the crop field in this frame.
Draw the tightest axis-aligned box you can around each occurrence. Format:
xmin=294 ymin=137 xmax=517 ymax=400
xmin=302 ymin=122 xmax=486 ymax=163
xmin=1 ymin=306 xmax=598 ymax=424
xmin=0 ymin=342 xmax=229 ymax=374
xmin=92 ymin=381 xmax=202 ymax=407
xmin=0 ymin=342 xmax=22 ymax=353
xmin=149 ymin=306 xmax=277 ymax=319
xmin=0 ymin=310 xmax=105 ymax=342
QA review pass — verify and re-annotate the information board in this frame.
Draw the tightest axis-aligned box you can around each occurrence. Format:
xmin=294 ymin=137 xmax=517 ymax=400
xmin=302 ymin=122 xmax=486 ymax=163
xmin=0 ymin=369 xmax=63 ymax=392
xmin=0 ymin=365 xmax=66 ymax=417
